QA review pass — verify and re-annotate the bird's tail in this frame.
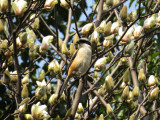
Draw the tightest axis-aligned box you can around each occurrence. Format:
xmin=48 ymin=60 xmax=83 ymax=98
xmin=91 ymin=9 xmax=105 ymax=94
xmin=58 ymin=76 xmax=70 ymax=99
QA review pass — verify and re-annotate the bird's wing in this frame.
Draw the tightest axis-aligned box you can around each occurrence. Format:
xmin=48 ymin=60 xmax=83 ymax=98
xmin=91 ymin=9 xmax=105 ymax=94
xmin=68 ymin=48 xmax=79 ymax=69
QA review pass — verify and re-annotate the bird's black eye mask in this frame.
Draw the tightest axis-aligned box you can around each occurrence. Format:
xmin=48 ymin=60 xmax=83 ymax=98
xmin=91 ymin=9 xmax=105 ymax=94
xmin=77 ymin=39 xmax=91 ymax=46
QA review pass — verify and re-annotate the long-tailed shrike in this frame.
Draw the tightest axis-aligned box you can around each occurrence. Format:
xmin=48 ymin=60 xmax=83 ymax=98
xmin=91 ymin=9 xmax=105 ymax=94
xmin=58 ymin=38 xmax=92 ymax=97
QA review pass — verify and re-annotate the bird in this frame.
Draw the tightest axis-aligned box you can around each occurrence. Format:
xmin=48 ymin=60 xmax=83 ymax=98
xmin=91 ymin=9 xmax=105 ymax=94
xmin=58 ymin=38 xmax=92 ymax=98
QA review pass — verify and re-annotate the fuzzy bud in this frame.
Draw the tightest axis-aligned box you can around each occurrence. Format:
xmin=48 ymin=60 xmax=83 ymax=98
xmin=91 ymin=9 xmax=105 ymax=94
xmin=40 ymin=35 xmax=53 ymax=53
xmin=104 ymin=21 xmax=111 ymax=36
xmin=150 ymin=87 xmax=159 ymax=101
xmin=94 ymin=57 xmax=107 ymax=71
xmin=127 ymin=91 xmax=133 ymax=103
xmin=3 ymin=68 xmax=10 ymax=85
xmin=143 ymin=14 xmax=156 ymax=29
xmin=26 ymin=28 xmax=37 ymax=48
xmin=134 ymin=25 xmax=143 ymax=38
xmin=81 ymin=23 xmax=94 ymax=35
xmin=77 ymin=103 xmax=84 ymax=114
xmin=111 ymin=20 xmax=121 ymax=34
xmin=106 ymin=0 xmax=113 ymax=6
xmin=10 ymin=71 xmax=18 ymax=83
xmin=148 ymin=75 xmax=157 ymax=87
xmin=35 ymin=87 xmax=46 ymax=99
xmin=104 ymin=75 xmax=114 ymax=91
xmin=119 ymin=5 xmax=127 ymax=22
xmin=73 ymin=33 xmax=79 ymax=45
xmin=38 ymin=69 xmax=45 ymax=82
xmin=133 ymin=86 xmax=139 ymax=99
xmin=93 ymin=71 xmax=99 ymax=78
xmin=12 ymin=0 xmax=27 ymax=16
xmin=113 ymin=0 xmax=119 ymax=6
xmin=99 ymin=114 xmax=104 ymax=120
xmin=19 ymin=102 xmax=28 ymax=114
xmin=91 ymin=29 xmax=99 ymax=46
xmin=30 ymin=14 xmax=39 ymax=30
xmin=138 ymin=69 xmax=146 ymax=82
xmin=0 ymin=0 xmax=8 ymax=12
xmin=24 ymin=114 xmax=33 ymax=120
xmin=21 ymin=84 xmax=29 ymax=99
xmin=29 ymin=44 xmax=39 ymax=60
xmin=1 ymin=39 xmax=8 ymax=49
xmin=129 ymin=114 xmax=135 ymax=120
xmin=122 ymin=86 xmax=129 ymax=99
xmin=44 ymin=0 xmax=58 ymax=10
xmin=106 ymin=104 xmax=113 ymax=115
xmin=98 ymin=85 xmax=105 ymax=96
xmin=22 ymin=74 xmax=29 ymax=84
xmin=19 ymin=32 xmax=27 ymax=44
xmin=99 ymin=20 xmax=106 ymax=33
xmin=31 ymin=102 xmax=50 ymax=119
xmin=70 ymin=43 xmax=76 ymax=57
xmin=61 ymin=42 xmax=69 ymax=55
xmin=60 ymin=0 xmax=69 ymax=8
xmin=123 ymin=69 xmax=130 ymax=83
xmin=120 ymin=81 xmax=126 ymax=89
xmin=48 ymin=93 xmax=58 ymax=106
xmin=124 ymin=41 xmax=135 ymax=56
xmin=103 ymin=34 xmax=114 ymax=48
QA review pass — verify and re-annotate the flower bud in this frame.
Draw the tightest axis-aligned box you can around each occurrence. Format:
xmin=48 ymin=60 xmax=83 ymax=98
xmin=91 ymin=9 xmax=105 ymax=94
xmin=143 ymin=14 xmax=156 ymax=29
xmin=21 ymin=84 xmax=29 ymax=99
xmin=24 ymin=114 xmax=33 ymax=120
xmin=40 ymin=35 xmax=53 ymax=53
xmin=106 ymin=104 xmax=113 ymax=115
xmin=3 ymin=68 xmax=10 ymax=85
xmin=127 ymin=91 xmax=133 ymax=103
xmin=113 ymin=0 xmax=119 ymax=6
xmin=120 ymin=81 xmax=126 ymax=89
xmin=10 ymin=71 xmax=18 ymax=83
xmin=47 ymin=83 xmax=52 ymax=94
xmin=35 ymin=86 xmax=46 ymax=99
xmin=123 ymin=69 xmax=130 ymax=83
xmin=30 ymin=14 xmax=39 ymax=30
xmin=129 ymin=114 xmax=135 ymax=120
xmin=124 ymin=41 xmax=135 ymax=56
xmin=127 ymin=11 xmax=137 ymax=22
xmin=103 ymin=34 xmax=114 ymax=48
xmin=98 ymin=85 xmax=105 ymax=96
xmin=94 ymin=57 xmax=107 ymax=71
xmin=150 ymin=87 xmax=159 ymax=101
xmin=148 ymin=75 xmax=157 ymax=87
xmin=99 ymin=20 xmax=106 ymax=33
xmin=29 ymin=44 xmax=39 ymax=60
xmin=99 ymin=114 xmax=104 ymax=120
xmin=91 ymin=29 xmax=99 ymax=46
xmin=122 ymin=86 xmax=129 ymax=99
xmin=38 ymin=69 xmax=45 ymax=82
xmin=0 ymin=19 xmax=4 ymax=32
xmin=93 ymin=71 xmax=99 ymax=78
xmin=26 ymin=28 xmax=37 ymax=48
xmin=40 ymin=93 xmax=47 ymax=102
xmin=73 ymin=33 xmax=79 ymax=45
xmin=104 ymin=75 xmax=114 ymax=91
xmin=12 ymin=0 xmax=27 ymax=16
xmin=137 ymin=59 xmax=146 ymax=71
xmin=1 ymin=39 xmax=8 ymax=49
xmin=120 ymin=57 xmax=127 ymax=64
xmin=61 ymin=42 xmax=69 ymax=55
xmin=75 ymin=113 xmax=81 ymax=119
xmin=104 ymin=21 xmax=111 ymax=36
xmin=60 ymin=0 xmax=69 ymax=8
xmin=70 ymin=43 xmax=76 ymax=57
xmin=22 ymin=74 xmax=29 ymax=84
xmin=31 ymin=102 xmax=50 ymax=119
xmin=19 ymin=103 xmax=27 ymax=114
xmin=111 ymin=20 xmax=121 ymax=34
xmin=81 ymin=23 xmax=94 ymax=35
xmin=48 ymin=93 xmax=58 ymax=106
xmin=77 ymin=103 xmax=84 ymax=114
xmin=44 ymin=0 xmax=58 ymax=10
xmin=60 ymin=92 xmax=67 ymax=101
xmin=0 ymin=0 xmax=8 ymax=12
xmin=19 ymin=32 xmax=27 ymax=44
xmin=134 ymin=25 xmax=143 ymax=38
xmin=119 ymin=5 xmax=127 ymax=22
xmin=53 ymin=60 xmax=61 ymax=74
xmin=133 ymin=86 xmax=139 ymax=99
xmin=58 ymin=38 xmax=63 ymax=50
xmin=138 ymin=69 xmax=146 ymax=82
xmin=106 ymin=0 xmax=113 ymax=6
